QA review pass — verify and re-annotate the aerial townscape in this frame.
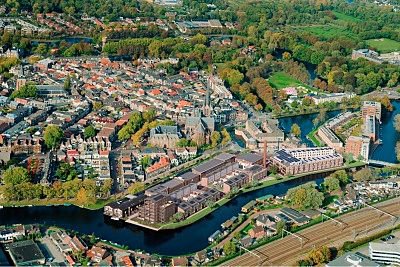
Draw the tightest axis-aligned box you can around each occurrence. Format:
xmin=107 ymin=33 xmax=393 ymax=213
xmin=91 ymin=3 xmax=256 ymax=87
xmin=1 ymin=0 xmax=400 ymax=266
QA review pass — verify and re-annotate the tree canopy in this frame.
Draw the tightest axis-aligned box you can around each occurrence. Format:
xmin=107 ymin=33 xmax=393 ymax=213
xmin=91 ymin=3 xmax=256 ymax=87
xmin=44 ymin=125 xmax=63 ymax=149
xmin=286 ymin=182 xmax=324 ymax=210
xmin=3 ymin=166 xmax=30 ymax=185
xmin=10 ymin=84 xmax=37 ymax=99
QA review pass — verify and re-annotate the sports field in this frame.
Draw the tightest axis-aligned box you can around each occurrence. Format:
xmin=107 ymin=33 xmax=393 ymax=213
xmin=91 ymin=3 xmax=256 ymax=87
xmin=268 ymin=72 xmax=309 ymax=89
xmin=366 ymin=38 xmax=400 ymax=53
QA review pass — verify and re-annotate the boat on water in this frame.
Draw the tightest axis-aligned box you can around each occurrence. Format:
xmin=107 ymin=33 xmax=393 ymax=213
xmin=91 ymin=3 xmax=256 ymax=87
xmin=0 ymin=206 xmax=3 ymax=209
xmin=111 ymin=217 xmax=120 ymax=221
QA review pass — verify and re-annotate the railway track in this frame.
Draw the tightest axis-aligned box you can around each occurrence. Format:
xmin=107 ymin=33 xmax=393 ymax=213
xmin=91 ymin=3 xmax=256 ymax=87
xmin=224 ymin=200 xmax=400 ymax=266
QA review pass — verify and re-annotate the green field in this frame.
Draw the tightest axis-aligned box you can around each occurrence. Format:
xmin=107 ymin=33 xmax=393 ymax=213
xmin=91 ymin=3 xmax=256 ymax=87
xmin=333 ymin=11 xmax=361 ymax=23
xmin=297 ymin=24 xmax=354 ymax=39
xmin=366 ymin=38 xmax=400 ymax=53
xmin=268 ymin=72 xmax=309 ymax=89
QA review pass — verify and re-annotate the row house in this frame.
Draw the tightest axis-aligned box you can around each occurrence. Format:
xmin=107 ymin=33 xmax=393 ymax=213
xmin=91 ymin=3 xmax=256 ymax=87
xmin=145 ymin=157 xmax=170 ymax=180
xmin=60 ymin=134 xmax=112 ymax=152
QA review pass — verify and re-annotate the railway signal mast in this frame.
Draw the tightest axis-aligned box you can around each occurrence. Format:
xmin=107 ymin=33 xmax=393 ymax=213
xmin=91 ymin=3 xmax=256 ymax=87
xmin=281 ymin=229 xmax=305 ymax=247
xmin=321 ymin=213 xmax=346 ymax=229
xmin=235 ymin=241 xmax=263 ymax=266
xmin=363 ymin=203 xmax=397 ymax=219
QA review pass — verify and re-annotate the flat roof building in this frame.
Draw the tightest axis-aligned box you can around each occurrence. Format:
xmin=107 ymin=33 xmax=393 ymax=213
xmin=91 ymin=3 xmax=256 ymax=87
xmin=272 ymin=147 xmax=343 ymax=176
xmin=345 ymin=136 xmax=371 ymax=160
xmin=362 ymin=101 xmax=381 ymax=122
xmin=326 ymin=252 xmax=379 ymax=267
xmin=369 ymin=240 xmax=400 ymax=266
xmin=7 ymin=240 xmax=46 ymax=266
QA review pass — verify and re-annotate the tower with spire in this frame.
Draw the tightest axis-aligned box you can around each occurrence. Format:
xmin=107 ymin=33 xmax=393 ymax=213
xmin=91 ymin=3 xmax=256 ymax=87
xmin=203 ymin=65 xmax=216 ymax=117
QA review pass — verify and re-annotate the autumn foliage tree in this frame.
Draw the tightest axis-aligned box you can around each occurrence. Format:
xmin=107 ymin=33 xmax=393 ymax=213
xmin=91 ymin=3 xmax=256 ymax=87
xmin=251 ymin=77 xmax=273 ymax=106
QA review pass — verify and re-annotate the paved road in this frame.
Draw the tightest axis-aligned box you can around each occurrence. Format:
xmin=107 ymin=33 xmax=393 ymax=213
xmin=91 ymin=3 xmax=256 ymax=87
xmin=224 ymin=198 xmax=400 ymax=266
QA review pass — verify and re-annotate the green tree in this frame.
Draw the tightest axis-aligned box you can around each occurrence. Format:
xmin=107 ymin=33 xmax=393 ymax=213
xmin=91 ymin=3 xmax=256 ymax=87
xmin=84 ymin=125 xmax=96 ymax=139
xmin=223 ymin=240 xmax=237 ymax=255
xmin=331 ymin=170 xmax=349 ymax=186
xmin=276 ymin=220 xmax=287 ymax=235
xmin=143 ymin=108 xmax=156 ymax=123
xmin=10 ymin=84 xmax=37 ymax=99
xmin=353 ymin=168 xmax=373 ymax=182
xmin=210 ymin=131 xmax=221 ymax=148
xmin=290 ymin=123 xmax=301 ymax=137
xmin=219 ymin=68 xmax=244 ymax=86
xmin=220 ymin=128 xmax=232 ymax=146
xmin=286 ymin=182 xmax=324 ymax=210
xmin=140 ymin=156 xmax=151 ymax=169
xmin=190 ymin=33 xmax=207 ymax=45
xmin=308 ymin=246 xmax=331 ymax=265
xmin=2 ymin=166 xmax=30 ymax=185
xmin=93 ymin=101 xmax=103 ymax=111
xmin=34 ymin=43 xmax=48 ymax=55
xmin=172 ymin=212 xmax=184 ymax=222
xmin=128 ymin=182 xmax=145 ymax=194
xmin=323 ymin=176 xmax=340 ymax=193
xmin=55 ymin=162 xmax=78 ymax=181
xmin=64 ymin=75 xmax=71 ymax=91
xmin=44 ymin=125 xmax=63 ymax=149
xmin=118 ymin=126 xmax=131 ymax=141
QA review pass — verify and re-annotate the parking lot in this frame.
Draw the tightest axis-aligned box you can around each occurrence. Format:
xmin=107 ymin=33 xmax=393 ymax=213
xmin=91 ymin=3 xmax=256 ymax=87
xmin=39 ymin=236 xmax=66 ymax=264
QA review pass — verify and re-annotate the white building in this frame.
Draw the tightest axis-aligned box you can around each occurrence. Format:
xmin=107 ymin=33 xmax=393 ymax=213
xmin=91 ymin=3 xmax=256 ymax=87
xmin=369 ymin=241 xmax=400 ymax=266
xmin=311 ymin=93 xmax=355 ymax=105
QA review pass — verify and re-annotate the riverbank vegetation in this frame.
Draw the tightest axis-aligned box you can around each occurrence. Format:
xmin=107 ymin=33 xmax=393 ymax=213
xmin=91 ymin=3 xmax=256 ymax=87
xmin=0 ymin=166 xmax=113 ymax=209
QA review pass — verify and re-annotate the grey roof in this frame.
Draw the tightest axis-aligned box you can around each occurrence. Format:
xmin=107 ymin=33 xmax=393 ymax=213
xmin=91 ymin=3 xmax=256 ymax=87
xmin=215 ymin=153 xmax=235 ymax=162
xmin=106 ymin=195 xmax=145 ymax=210
xmin=179 ymin=171 xmax=199 ymax=181
xmin=280 ymin=207 xmax=309 ymax=224
xmin=236 ymin=153 xmax=263 ymax=164
xmin=8 ymin=240 xmax=45 ymax=265
xmin=162 ymin=178 xmax=184 ymax=189
xmin=256 ymin=214 xmax=270 ymax=224
xmin=185 ymin=116 xmax=215 ymax=131
xmin=150 ymin=125 xmax=179 ymax=136
xmin=327 ymin=253 xmax=379 ymax=267
xmin=274 ymin=150 xmax=300 ymax=164
xmin=369 ymin=240 xmax=400 ymax=254
xmin=192 ymin=158 xmax=223 ymax=174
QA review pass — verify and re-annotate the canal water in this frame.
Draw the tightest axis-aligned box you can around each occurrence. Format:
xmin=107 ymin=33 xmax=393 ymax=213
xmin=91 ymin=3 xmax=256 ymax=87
xmin=0 ymin=247 xmax=10 ymax=266
xmin=0 ymin=102 xmax=398 ymax=255
xmin=0 ymin=176 xmax=323 ymax=256
xmin=279 ymin=101 xmax=400 ymax=163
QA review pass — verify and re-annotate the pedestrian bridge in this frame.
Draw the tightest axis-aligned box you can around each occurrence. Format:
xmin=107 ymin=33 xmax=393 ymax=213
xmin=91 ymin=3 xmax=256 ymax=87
xmin=367 ymin=160 xmax=397 ymax=167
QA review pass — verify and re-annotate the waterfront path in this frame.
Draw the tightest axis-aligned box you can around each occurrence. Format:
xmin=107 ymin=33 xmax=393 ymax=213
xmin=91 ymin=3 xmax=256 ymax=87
xmin=223 ymin=197 xmax=400 ymax=266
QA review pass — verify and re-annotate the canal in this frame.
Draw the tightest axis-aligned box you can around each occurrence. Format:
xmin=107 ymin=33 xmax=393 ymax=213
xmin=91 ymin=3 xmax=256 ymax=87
xmin=0 ymin=101 xmax=398 ymax=256
xmin=0 ymin=176 xmax=323 ymax=256
xmin=279 ymin=101 xmax=400 ymax=163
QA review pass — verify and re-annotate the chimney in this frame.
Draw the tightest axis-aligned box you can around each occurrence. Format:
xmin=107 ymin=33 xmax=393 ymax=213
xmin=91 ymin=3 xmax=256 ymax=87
xmin=263 ymin=140 xmax=267 ymax=168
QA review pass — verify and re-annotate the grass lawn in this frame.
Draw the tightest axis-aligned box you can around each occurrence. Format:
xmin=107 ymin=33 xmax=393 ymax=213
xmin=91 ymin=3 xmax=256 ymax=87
xmin=296 ymin=24 xmax=354 ymax=39
xmin=241 ymin=224 xmax=254 ymax=235
xmin=268 ymin=72 xmax=311 ymax=90
xmin=307 ymin=128 xmax=323 ymax=147
xmin=366 ymin=38 xmax=400 ymax=53
xmin=333 ymin=11 xmax=361 ymax=23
